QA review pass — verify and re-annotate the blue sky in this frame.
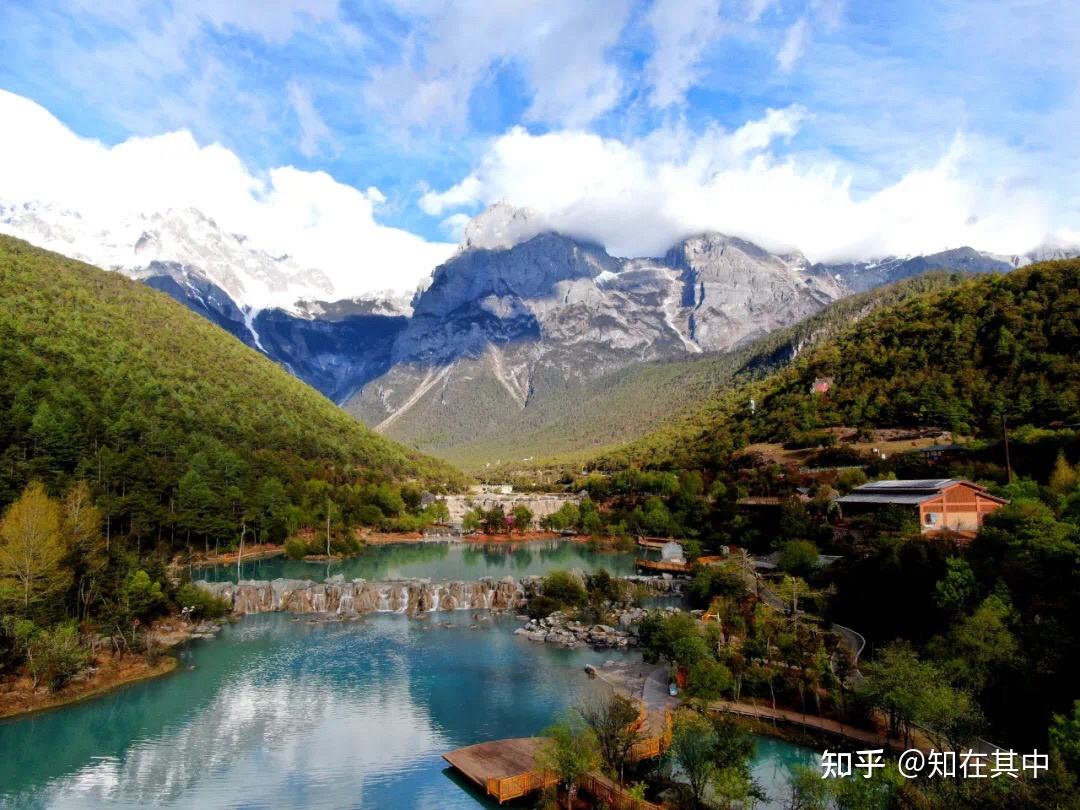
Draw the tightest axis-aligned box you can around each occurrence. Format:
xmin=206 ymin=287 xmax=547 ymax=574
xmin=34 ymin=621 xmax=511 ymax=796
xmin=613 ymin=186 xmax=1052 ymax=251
xmin=0 ymin=0 xmax=1078 ymax=293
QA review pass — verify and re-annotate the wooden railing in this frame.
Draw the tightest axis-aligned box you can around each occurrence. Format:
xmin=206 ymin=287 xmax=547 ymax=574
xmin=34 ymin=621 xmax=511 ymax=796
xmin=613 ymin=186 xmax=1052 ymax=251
xmin=635 ymin=558 xmax=691 ymax=573
xmin=486 ymin=770 xmax=556 ymax=802
xmin=576 ymin=772 xmax=663 ymax=810
xmin=629 ymin=708 xmax=672 ymax=762
xmin=474 ymin=709 xmax=671 ymax=804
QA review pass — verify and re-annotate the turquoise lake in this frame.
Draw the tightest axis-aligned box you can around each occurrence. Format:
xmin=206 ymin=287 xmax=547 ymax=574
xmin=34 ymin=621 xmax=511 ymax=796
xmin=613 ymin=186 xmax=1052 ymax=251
xmin=193 ymin=539 xmax=639 ymax=584
xmin=0 ymin=613 xmax=816 ymax=809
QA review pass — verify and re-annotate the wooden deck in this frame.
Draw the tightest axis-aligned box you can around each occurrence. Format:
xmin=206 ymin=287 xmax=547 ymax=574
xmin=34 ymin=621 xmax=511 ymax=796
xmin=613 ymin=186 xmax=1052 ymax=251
xmin=636 ymin=536 xmax=680 ymax=550
xmin=444 ymin=709 xmax=672 ymax=805
xmin=442 ymin=737 xmax=556 ymax=803
xmin=635 ymin=555 xmax=727 ymax=574
xmin=635 ymin=558 xmax=692 ymax=574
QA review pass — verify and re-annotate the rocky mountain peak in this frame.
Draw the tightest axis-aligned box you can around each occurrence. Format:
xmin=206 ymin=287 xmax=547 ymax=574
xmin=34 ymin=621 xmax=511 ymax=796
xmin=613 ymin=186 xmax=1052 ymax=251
xmin=461 ymin=202 xmax=548 ymax=251
xmin=415 ymin=230 xmax=617 ymax=321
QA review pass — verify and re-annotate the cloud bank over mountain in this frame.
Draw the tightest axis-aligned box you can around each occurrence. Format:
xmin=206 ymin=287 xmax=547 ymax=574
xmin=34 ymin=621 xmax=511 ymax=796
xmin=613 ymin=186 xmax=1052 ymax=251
xmin=1 ymin=1 xmax=1078 ymax=292
xmin=0 ymin=90 xmax=455 ymax=298
xmin=420 ymin=115 xmax=1057 ymax=263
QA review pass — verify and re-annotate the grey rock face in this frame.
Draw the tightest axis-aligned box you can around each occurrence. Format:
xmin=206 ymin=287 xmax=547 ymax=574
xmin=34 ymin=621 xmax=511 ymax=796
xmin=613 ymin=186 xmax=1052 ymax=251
xmin=346 ymin=229 xmax=848 ymax=436
xmin=250 ymin=307 xmax=407 ymax=403
xmin=661 ymin=233 xmax=846 ymax=351
xmin=7 ymin=198 xmax=1049 ymax=421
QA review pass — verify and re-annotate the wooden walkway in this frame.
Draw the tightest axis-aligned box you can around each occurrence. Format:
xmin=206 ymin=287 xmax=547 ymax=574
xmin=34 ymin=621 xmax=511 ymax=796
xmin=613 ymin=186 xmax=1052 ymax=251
xmin=577 ymin=772 xmax=662 ymax=810
xmin=709 ymin=699 xmax=910 ymax=752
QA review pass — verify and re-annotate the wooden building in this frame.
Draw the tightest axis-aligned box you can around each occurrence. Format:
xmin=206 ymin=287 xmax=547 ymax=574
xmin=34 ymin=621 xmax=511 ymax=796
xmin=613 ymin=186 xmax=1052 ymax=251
xmin=836 ymin=479 xmax=1007 ymax=535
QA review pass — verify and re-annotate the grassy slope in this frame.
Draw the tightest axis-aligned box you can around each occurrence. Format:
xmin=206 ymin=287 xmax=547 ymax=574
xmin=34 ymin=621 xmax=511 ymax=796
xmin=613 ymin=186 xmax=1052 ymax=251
xmin=0 ymin=235 xmax=467 ymax=505
xmin=436 ymin=272 xmax=970 ymax=472
xmin=595 ymin=259 xmax=1080 ymax=471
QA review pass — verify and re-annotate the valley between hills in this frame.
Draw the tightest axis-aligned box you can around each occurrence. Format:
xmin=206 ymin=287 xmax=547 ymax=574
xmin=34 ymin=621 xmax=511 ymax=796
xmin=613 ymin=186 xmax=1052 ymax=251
xmin=2 ymin=229 xmax=1080 ymax=809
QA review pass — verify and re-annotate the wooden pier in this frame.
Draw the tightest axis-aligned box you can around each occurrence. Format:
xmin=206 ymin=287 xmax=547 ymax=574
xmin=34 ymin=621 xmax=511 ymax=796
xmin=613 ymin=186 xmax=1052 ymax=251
xmin=444 ymin=710 xmax=672 ymax=805
xmin=442 ymin=737 xmax=556 ymax=803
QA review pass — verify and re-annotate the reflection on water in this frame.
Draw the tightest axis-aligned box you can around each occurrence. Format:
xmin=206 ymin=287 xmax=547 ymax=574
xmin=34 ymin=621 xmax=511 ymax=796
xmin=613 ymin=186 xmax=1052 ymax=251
xmin=0 ymin=614 xmax=817 ymax=809
xmin=0 ymin=614 xmax=618 ymax=809
xmin=195 ymin=539 xmax=638 ymax=584
xmin=751 ymin=737 xmax=820 ymax=809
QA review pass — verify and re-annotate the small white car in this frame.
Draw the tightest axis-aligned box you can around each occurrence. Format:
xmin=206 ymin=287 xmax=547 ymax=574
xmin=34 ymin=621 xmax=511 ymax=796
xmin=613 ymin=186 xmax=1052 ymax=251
xmin=668 ymin=682 xmax=678 ymax=697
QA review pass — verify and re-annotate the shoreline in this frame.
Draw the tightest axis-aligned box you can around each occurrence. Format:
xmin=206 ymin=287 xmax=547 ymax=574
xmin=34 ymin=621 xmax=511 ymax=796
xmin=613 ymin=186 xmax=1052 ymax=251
xmin=185 ymin=532 xmax=636 ymax=572
xmin=0 ymin=655 xmax=179 ymax=721
xmin=0 ymin=617 xmax=223 ymax=722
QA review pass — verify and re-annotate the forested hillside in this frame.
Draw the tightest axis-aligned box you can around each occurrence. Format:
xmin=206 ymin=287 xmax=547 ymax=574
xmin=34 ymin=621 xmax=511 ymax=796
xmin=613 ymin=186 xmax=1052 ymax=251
xmin=599 ymin=259 xmax=1080 ymax=471
xmin=0 ymin=235 xmax=466 ymax=550
xmin=446 ymin=272 xmax=970 ymax=471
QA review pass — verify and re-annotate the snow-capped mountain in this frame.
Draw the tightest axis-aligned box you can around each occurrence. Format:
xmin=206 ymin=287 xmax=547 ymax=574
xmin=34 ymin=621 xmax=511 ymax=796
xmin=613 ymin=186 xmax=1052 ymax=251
xmin=0 ymin=201 xmax=335 ymax=310
xmin=5 ymin=198 xmax=1075 ymax=422
xmin=0 ymin=200 xmax=416 ymax=401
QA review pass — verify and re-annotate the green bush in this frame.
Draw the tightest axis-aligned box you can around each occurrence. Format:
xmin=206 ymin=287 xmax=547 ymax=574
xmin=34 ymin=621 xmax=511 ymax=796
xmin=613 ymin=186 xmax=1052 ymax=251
xmin=685 ymin=658 xmax=733 ymax=700
xmin=784 ymin=430 xmax=837 ymax=450
xmin=527 ymin=595 xmax=563 ymax=620
xmin=28 ymin=623 xmax=89 ymax=692
xmin=776 ymin=540 xmax=819 ymax=578
xmin=355 ymin=504 xmax=385 ymax=526
xmin=329 ymin=535 xmax=363 ymax=556
xmin=542 ymin=570 xmax=587 ymax=607
xmin=125 ymin=570 xmax=166 ymax=621
xmin=284 ymin=537 xmax=307 ymax=560
xmin=175 ymin=582 xmax=228 ymax=620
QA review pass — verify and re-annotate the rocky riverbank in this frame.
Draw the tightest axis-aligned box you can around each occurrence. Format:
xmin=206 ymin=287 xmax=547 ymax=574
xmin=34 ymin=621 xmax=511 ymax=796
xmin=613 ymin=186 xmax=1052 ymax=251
xmin=514 ymin=604 xmax=684 ymax=649
xmin=0 ymin=616 xmax=223 ymax=720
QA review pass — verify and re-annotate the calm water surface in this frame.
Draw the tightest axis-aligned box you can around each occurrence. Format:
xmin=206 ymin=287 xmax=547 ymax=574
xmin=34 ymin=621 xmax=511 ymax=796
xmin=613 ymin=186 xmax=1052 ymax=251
xmin=0 ymin=615 xmax=814 ymax=809
xmin=194 ymin=539 xmax=638 ymax=584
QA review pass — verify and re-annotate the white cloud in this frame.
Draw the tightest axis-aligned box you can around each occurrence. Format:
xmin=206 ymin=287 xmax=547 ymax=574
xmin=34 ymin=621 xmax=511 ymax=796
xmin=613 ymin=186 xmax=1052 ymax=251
xmin=437 ymin=213 xmax=472 ymax=241
xmin=746 ymin=0 xmax=777 ymax=23
xmin=777 ymin=16 xmax=810 ymax=73
xmin=419 ymin=111 xmax=1055 ymax=262
xmin=418 ymin=175 xmax=483 ymax=216
xmin=361 ymin=0 xmax=632 ymax=128
xmin=644 ymin=0 xmax=727 ymax=108
xmin=0 ymin=90 xmax=454 ymax=298
xmin=287 ymin=81 xmax=337 ymax=158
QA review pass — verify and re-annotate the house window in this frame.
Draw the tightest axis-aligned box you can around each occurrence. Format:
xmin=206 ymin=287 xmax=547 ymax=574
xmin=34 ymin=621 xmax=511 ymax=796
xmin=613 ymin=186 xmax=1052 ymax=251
xmin=924 ymin=512 xmax=938 ymax=525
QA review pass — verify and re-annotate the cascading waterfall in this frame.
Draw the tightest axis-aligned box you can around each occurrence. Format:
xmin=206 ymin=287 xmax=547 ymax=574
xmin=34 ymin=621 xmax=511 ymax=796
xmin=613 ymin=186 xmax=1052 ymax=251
xmin=198 ymin=576 xmax=530 ymax=617
xmin=196 ymin=574 xmax=682 ymax=618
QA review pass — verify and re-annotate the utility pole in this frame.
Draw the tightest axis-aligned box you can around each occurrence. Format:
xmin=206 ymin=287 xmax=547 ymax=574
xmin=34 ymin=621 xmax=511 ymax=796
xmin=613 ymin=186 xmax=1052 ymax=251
xmin=1001 ymin=412 xmax=1013 ymax=484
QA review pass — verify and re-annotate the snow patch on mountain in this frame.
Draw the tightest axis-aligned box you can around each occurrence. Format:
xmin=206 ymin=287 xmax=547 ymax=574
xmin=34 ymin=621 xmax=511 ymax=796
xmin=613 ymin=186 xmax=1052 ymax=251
xmin=461 ymin=202 xmax=549 ymax=251
xmin=0 ymin=200 xmax=335 ymax=310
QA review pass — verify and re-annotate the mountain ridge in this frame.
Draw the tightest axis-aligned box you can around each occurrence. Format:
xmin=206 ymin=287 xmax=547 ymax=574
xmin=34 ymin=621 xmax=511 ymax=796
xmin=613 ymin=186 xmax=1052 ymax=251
xmin=3 ymin=199 xmax=1077 ymax=435
xmin=0 ymin=234 xmax=465 ymax=543
xmin=592 ymin=258 xmax=1080 ymax=473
